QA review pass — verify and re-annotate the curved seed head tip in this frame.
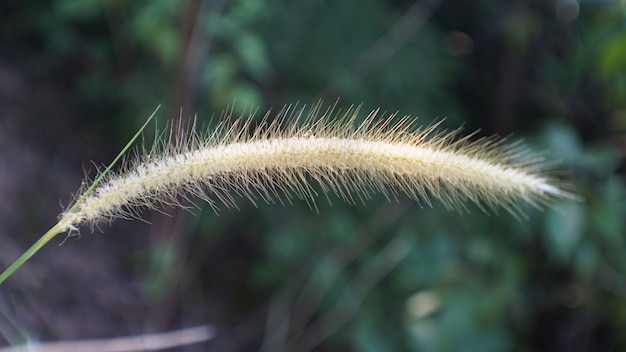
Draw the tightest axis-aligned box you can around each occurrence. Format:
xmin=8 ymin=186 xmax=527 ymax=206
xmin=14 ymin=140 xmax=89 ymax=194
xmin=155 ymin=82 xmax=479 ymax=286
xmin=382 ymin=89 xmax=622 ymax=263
xmin=60 ymin=103 xmax=576 ymax=230
xmin=536 ymin=182 xmax=580 ymax=201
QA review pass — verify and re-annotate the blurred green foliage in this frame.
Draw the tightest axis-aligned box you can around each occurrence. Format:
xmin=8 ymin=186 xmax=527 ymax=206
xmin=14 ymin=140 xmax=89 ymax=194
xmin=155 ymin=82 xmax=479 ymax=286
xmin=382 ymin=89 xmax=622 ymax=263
xmin=1 ymin=0 xmax=625 ymax=351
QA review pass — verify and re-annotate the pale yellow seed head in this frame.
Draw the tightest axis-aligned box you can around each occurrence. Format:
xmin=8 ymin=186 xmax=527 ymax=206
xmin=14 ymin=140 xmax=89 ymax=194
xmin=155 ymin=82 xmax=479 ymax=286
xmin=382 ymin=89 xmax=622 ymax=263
xmin=58 ymin=104 xmax=576 ymax=232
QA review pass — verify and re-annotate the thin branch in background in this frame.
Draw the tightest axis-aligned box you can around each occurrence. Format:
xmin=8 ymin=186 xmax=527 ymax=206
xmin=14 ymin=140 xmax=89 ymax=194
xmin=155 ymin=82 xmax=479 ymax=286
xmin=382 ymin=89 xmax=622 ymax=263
xmin=0 ymin=325 xmax=214 ymax=352
xmin=349 ymin=0 xmax=443 ymax=78
xmin=260 ymin=202 xmax=410 ymax=351
xmin=322 ymin=0 xmax=444 ymax=96
xmin=288 ymin=236 xmax=417 ymax=352
xmin=148 ymin=0 xmax=225 ymax=332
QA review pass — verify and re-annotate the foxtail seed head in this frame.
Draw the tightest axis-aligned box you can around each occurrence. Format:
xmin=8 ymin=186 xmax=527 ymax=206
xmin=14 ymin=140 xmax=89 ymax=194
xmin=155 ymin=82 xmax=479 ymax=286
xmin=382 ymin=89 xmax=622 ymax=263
xmin=57 ymin=104 xmax=575 ymax=232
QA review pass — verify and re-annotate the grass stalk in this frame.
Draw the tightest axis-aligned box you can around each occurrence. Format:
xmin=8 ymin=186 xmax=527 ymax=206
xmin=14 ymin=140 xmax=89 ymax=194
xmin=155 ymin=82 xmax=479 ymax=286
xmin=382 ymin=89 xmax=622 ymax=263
xmin=0 ymin=104 xmax=575 ymax=284
xmin=0 ymin=106 xmax=159 ymax=284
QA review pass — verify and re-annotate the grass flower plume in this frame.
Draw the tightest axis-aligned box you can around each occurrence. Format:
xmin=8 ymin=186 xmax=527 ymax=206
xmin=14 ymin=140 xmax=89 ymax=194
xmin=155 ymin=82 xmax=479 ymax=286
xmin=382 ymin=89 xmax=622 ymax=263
xmin=0 ymin=103 xmax=574 ymax=283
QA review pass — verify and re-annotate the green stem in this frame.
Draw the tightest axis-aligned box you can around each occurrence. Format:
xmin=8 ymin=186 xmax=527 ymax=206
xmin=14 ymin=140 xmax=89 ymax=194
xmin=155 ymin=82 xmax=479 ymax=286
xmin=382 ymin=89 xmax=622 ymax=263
xmin=0 ymin=224 xmax=64 ymax=284
xmin=0 ymin=106 xmax=160 ymax=284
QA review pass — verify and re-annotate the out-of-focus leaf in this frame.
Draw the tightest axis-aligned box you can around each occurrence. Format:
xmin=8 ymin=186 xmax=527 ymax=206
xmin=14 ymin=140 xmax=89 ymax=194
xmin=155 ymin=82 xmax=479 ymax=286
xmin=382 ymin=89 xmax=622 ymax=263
xmin=573 ymin=241 xmax=598 ymax=282
xmin=131 ymin=2 xmax=181 ymax=65
xmin=593 ymin=177 xmax=626 ymax=246
xmin=406 ymin=290 xmax=441 ymax=320
xmin=229 ymin=82 xmax=264 ymax=110
xmin=539 ymin=121 xmax=584 ymax=163
xmin=597 ymin=31 xmax=626 ymax=78
xmin=54 ymin=0 xmax=101 ymax=19
xmin=352 ymin=320 xmax=394 ymax=352
xmin=545 ymin=201 xmax=585 ymax=262
xmin=407 ymin=289 xmax=512 ymax=352
xmin=205 ymin=53 xmax=238 ymax=89
xmin=235 ymin=33 xmax=271 ymax=79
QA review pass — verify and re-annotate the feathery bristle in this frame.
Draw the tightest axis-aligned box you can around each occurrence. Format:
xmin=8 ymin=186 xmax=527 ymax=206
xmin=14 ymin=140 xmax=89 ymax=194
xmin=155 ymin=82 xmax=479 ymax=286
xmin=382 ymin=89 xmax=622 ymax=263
xmin=57 ymin=104 xmax=575 ymax=232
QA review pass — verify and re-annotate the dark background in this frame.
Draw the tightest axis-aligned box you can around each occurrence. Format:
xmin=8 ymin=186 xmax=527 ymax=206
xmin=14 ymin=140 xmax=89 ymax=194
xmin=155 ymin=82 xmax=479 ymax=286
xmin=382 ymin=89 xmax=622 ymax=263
xmin=0 ymin=0 xmax=625 ymax=351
